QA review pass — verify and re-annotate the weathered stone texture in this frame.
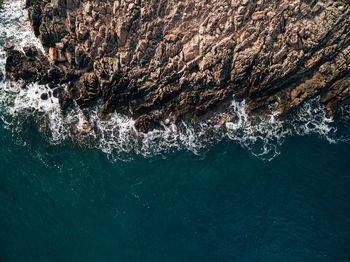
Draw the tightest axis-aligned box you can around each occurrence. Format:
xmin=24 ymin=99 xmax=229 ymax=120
xmin=6 ymin=0 xmax=350 ymax=131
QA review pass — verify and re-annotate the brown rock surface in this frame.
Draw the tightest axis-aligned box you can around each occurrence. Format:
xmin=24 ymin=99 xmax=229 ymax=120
xmin=6 ymin=0 xmax=350 ymax=132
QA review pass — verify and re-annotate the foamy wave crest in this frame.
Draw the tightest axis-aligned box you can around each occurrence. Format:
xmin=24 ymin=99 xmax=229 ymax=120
xmin=224 ymin=100 xmax=289 ymax=161
xmin=0 ymin=77 xmax=348 ymax=161
xmin=0 ymin=81 xmax=69 ymax=143
xmin=290 ymin=100 xmax=336 ymax=143
xmin=79 ymin=97 xmax=348 ymax=161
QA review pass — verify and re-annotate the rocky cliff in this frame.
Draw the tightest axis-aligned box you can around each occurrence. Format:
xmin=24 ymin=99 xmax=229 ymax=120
xmin=5 ymin=0 xmax=350 ymax=132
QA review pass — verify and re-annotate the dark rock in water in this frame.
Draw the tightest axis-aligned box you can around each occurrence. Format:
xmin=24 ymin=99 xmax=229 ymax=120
xmin=58 ymin=89 xmax=74 ymax=112
xmin=4 ymin=42 xmax=14 ymax=51
xmin=40 ymin=92 xmax=48 ymax=100
xmin=52 ymin=87 xmax=60 ymax=98
xmin=134 ymin=114 xmax=163 ymax=134
xmin=20 ymin=81 xmax=28 ymax=89
xmin=5 ymin=49 xmax=38 ymax=81
xmin=6 ymin=0 xmax=350 ymax=131
xmin=0 ymin=71 xmax=3 ymax=81
xmin=23 ymin=45 xmax=38 ymax=57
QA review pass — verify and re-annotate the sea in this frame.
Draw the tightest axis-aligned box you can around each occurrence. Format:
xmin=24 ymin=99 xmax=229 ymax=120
xmin=0 ymin=1 xmax=350 ymax=261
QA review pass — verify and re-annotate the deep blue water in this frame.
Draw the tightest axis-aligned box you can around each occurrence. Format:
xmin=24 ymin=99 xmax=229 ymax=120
xmin=0 ymin=122 xmax=350 ymax=262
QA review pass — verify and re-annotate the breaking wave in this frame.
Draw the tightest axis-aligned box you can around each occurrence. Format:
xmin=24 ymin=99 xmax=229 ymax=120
xmin=1 ymin=80 xmax=348 ymax=161
xmin=0 ymin=0 xmax=349 ymax=161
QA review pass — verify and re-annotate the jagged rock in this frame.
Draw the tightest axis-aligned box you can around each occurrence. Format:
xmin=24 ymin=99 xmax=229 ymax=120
xmin=4 ymin=46 xmax=67 ymax=93
xmin=23 ymin=45 xmax=38 ymax=57
xmin=58 ymin=89 xmax=74 ymax=112
xmin=134 ymin=114 xmax=162 ymax=133
xmin=5 ymin=49 xmax=40 ymax=82
xmin=6 ymin=0 xmax=350 ymax=132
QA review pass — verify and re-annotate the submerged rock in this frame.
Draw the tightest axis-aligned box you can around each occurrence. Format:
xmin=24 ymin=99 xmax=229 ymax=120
xmin=5 ymin=0 xmax=350 ymax=132
xmin=40 ymin=92 xmax=48 ymax=100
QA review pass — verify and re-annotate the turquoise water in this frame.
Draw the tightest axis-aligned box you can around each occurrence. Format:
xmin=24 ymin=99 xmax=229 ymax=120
xmin=1 ymin=0 xmax=350 ymax=261
xmin=0 ymin=123 xmax=350 ymax=261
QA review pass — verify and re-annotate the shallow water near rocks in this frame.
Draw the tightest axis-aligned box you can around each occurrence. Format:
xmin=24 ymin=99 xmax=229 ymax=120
xmin=0 ymin=0 xmax=350 ymax=261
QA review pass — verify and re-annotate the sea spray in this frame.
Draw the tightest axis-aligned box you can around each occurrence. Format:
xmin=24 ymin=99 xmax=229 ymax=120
xmin=0 ymin=0 xmax=44 ymax=76
xmin=0 ymin=77 xmax=347 ymax=161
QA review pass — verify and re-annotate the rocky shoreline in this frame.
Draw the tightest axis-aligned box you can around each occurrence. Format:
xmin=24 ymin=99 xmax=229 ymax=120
xmin=4 ymin=0 xmax=350 ymax=132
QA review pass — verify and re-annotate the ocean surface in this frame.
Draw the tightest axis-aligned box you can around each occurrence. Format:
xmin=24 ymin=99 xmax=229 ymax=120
xmin=1 ymin=1 xmax=350 ymax=261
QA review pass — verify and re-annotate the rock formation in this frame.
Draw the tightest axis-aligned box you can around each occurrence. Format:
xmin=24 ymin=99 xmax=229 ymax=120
xmin=5 ymin=0 xmax=350 ymax=132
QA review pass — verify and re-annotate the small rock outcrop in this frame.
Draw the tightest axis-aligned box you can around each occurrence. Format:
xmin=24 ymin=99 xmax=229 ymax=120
xmin=5 ymin=0 xmax=350 ymax=132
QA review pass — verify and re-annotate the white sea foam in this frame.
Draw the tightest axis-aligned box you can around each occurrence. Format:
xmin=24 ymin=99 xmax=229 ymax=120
xmin=223 ymin=100 xmax=288 ymax=161
xmin=0 ymin=0 xmax=45 ymax=76
xmin=2 ymin=77 xmax=347 ymax=161
xmin=0 ymin=0 xmax=44 ymax=50
xmin=0 ymin=0 xmax=348 ymax=161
